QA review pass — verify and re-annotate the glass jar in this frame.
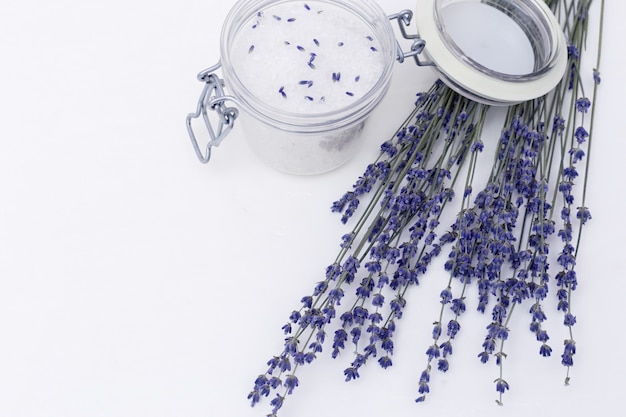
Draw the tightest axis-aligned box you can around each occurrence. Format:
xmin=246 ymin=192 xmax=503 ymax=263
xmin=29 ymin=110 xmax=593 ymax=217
xmin=195 ymin=0 xmax=398 ymax=175
xmin=186 ymin=0 xmax=567 ymax=173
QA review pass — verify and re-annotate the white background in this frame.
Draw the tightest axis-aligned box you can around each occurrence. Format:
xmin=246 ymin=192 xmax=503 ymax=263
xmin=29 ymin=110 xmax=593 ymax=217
xmin=1 ymin=1 xmax=624 ymax=416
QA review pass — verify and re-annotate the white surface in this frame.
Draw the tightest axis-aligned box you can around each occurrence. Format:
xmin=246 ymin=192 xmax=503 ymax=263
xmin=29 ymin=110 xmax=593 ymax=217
xmin=0 ymin=1 xmax=623 ymax=417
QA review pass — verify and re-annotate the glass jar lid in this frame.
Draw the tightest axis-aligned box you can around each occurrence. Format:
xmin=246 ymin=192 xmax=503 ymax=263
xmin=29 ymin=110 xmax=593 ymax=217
xmin=414 ymin=0 xmax=568 ymax=105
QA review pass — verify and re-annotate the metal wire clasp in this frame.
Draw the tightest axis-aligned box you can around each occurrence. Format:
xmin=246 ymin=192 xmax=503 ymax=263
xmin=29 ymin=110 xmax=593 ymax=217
xmin=389 ymin=10 xmax=434 ymax=67
xmin=186 ymin=62 xmax=239 ymax=164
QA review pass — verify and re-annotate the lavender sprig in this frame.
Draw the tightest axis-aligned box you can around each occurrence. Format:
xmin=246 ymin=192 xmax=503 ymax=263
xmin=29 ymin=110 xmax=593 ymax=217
xmin=547 ymin=0 xmax=599 ymax=384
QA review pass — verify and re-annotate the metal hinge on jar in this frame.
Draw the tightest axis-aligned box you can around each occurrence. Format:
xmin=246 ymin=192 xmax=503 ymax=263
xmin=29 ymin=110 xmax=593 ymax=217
xmin=185 ymin=62 xmax=240 ymax=164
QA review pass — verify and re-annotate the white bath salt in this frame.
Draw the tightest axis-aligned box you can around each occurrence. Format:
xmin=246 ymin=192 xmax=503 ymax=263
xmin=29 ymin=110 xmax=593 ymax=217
xmin=230 ymin=1 xmax=386 ymax=114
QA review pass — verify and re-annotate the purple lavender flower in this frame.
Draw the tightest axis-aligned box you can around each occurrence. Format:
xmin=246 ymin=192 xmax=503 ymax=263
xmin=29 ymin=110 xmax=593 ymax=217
xmin=284 ymin=375 xmax=299 ymax=394
xmin=561 ymin=339 xmax=576 ymax=370
xmin=575 ymin=97 xmax=591 ymax=113
xmin=574 ymin=126 xmax=589 ymax=143
xmin=269 ymin=394 xmax=284 ymax=414
xmin=569 ymin=147 xmax=585 ymax=163
xmin=576 ymin=206 xmax=592 ymax=224
xmin=378 ymin=356 xmax=393 ymax=369
xmin=593 ymin=68 xmax=601 ymax=84
xmin=425 ymin=344 xmax=441 ymax=360
xmin=447 ymin=320 xmax=461 ymax=338
xmin=539 ymin=344 xmax=553 ymax=357
xmin=567 ymin=44 xmax=579 ymax=60
xmin=563 ymin=313 xmax=577 ymax=326
xmin=495 ymin=378 xmax=510 ymax=394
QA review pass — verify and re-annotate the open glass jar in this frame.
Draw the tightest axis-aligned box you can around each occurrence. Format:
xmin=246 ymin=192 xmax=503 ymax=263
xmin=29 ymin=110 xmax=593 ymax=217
xmin=188 ymin=0 xmax=397 ymax=175
xmin=186 ymin=0 xmax=567 ymax=174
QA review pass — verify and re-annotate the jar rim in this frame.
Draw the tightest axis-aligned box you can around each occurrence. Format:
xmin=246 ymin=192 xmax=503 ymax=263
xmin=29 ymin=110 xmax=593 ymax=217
xmin=219 ymin=0 xmax=397 ymax=133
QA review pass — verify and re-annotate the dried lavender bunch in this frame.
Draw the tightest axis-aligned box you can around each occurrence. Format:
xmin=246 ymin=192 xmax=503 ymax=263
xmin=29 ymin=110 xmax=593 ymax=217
xmin=248 ymin=0 xmax=603 ymax=413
